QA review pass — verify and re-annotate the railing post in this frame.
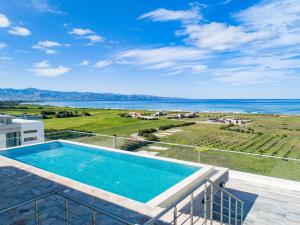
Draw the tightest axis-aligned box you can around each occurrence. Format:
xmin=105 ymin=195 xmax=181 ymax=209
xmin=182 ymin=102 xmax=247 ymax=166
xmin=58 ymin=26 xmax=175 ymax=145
xmin=220 ymin=190 xmax=223 ymax=225
xmin=198 ymin=147 xmax=201 ymax=163
xmin=35 ymin=201 xmax=40 ymax=225
xmin=210 ymin=184 xmax=213 ymax=225
xmin=190 ymin=193 xmax=194 ymax=225
xmin=241 ymin=203 xmax=244 ymax=225
xmin=93 ymin=210 xmax=97 ymax=225
xmin=235 ymin=200 xmax=238 ymax=225
xmin=64 ymin=199 xmax=69 ymax=225
xmin=113 ymin=135 xmax=117 ymax=148
xmin=174 ymin=206 xmax=178 ymax=225
xmin=228 ymin=197 xmax=231 ymax=225
xmin=204 ymin=182 xmax=207 ymax=225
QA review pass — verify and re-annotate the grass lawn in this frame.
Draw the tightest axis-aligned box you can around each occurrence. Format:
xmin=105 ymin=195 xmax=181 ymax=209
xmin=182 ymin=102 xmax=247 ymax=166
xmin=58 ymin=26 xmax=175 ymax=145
xmin=0 ymin=105 xmax=184 ymax=136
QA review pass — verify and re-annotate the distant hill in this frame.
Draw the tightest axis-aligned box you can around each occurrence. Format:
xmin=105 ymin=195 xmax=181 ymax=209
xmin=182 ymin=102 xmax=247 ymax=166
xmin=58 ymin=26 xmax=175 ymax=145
xmin=0 ymin=88 xmax=186 ymax=101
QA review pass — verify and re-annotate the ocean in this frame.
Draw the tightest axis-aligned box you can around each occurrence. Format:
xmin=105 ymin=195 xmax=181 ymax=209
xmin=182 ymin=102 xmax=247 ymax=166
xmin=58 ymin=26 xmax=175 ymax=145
xmin=30 ymin=99 xmax=300 ymax=115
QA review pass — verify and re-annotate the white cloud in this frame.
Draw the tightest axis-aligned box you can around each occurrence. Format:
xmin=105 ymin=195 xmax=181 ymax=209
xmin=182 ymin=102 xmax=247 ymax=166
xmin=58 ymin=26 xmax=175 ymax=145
xmin=31 ymin=60 xmax=71 ymax=77
xmin=177 ymin=23 xmax=270 ymax=51
xmin=234 ymin=0 xmax=300 ymax=31
xmin=0 ymin=42 xmax=6 ymax=49
xmin=134 ymin=0 xmax=300 ymax=85
xmin=117 ymin=47 xmax=209 ymax=75
xmin=79 ymin=60 xmax=90 ymax=66
xmin=31 ymin=0 xmax=64 ymax=14
xmin=33 ymin=40 xmax=69 ymax=54
xmin=33 ymin=60 xmax=49 ymax=68
xmin=69 ymin=28 xmax=93 ymax=36
xmin=45 ymin=49 xmax=58 ymax=54
xmin=85 ymin=35 xmax=104 ymax=43
xmin=94 ymin=60 xmax=111 ymax=69
xmin=139 ymin=8 xmax=201 ymax=23
xmin=0 ymin=14 xmax=10 ymax=27
xmin=8 ymin=26 xmax=31 ymax=36
xmin=68 ymin=27 xmax=104 ymax=45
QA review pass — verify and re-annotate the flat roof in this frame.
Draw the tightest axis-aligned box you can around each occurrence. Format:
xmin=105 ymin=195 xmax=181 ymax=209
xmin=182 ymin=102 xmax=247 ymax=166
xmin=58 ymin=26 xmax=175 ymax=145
xmin=12 ymin=118 xmax=42 ymax=124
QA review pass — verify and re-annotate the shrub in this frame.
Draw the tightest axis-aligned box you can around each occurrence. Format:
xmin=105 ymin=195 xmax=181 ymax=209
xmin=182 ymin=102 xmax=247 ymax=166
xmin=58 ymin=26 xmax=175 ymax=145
xmin=138 ymin=128 xmax=157 ymax=136
xmin=41 ymin=110 xmax=56 ymax=115
xmin=159 ymin=122 xmax=196 ymax=130
xmin=55 ymin=111 xmax=80 ymax=118
xmin=118 ymin=113 xmax=131 ymax=118
xmin=82 ymin=111 xmax=92 ymax=116
xmin=143 ymin=133 xmax=159 ymax=141
xmin=120 ymin=141 xmax=149 ymax=151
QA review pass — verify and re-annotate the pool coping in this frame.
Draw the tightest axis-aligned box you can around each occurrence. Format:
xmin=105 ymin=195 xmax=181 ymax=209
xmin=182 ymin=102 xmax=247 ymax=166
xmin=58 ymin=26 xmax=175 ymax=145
xmin=0 ymin=140 xmax=215 ymax=209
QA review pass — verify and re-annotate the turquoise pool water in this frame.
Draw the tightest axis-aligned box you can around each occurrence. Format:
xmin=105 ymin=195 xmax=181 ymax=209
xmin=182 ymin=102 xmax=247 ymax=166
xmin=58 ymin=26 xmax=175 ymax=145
xmin=0 ymin=141 xmax=200 ymax=203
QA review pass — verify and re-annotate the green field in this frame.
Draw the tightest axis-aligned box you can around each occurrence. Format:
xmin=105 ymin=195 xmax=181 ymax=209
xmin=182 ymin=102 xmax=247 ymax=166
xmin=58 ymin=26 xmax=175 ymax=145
xmin=160 ymin=116 xmax=300 ymax=159
xmin=0 ymin=105 xmax=184 ymax=136
xmin=1 ymin=104 xmax=300 ymax=181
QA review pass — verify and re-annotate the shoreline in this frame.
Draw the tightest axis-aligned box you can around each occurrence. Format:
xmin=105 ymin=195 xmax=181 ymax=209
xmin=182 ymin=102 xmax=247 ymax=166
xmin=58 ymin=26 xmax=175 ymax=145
xmin=22 ymin=101 xmax=300 ymax=116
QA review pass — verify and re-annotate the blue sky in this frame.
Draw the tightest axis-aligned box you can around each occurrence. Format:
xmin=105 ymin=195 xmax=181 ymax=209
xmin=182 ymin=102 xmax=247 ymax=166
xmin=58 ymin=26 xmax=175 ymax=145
xmin=0 ymin=0 xmax=299 ymax=99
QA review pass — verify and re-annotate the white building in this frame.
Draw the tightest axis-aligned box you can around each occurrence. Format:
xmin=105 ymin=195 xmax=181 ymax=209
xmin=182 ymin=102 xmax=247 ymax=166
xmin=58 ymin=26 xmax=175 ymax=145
xmin=0 ymin=115 xmax=44 ymax=149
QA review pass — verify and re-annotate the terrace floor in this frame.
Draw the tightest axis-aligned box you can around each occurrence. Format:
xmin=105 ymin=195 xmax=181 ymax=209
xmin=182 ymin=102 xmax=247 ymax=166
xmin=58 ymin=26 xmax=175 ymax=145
xmin=0 ymin=154 xmax=300 ymax=225
xmin=227 ymin=171 xmax=300 ymax=225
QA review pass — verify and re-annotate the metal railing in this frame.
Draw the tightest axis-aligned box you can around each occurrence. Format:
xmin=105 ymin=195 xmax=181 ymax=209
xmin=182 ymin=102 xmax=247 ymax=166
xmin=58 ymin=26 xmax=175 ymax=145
xmin=0 ymin=180 xmax=244 ymax=225
xmin=143 ymin=179 xmax=244 ymax=225
xmin=45 ymin=130 xmax=300 ymax=162
xmin=0 ymin=191 xmax=135 ymax=225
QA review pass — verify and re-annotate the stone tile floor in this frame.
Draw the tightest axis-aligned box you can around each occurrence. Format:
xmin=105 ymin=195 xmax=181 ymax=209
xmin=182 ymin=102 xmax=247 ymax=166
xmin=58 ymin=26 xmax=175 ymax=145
xmin=226 ymin=173 xmax=300 ymax=225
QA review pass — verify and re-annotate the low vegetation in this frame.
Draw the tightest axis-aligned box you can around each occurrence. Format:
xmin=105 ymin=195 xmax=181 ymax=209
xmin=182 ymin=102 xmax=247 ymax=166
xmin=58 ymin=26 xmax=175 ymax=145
xmin=159 ymin=122 xmax=196 ymax=130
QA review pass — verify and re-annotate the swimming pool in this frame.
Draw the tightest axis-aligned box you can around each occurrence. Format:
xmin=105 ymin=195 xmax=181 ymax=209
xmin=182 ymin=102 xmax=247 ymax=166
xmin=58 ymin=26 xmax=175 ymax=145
xmin=0 ymin=141 xmax=202 ymax=204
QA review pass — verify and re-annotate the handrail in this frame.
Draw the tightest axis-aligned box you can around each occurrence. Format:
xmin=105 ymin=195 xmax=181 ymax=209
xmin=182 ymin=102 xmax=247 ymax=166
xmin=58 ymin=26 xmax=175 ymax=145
xmin=54 ymin=192 xmax=135 ymax=225
xmin=46 ymin=129 xmax=300 ymax=162
xmin=206 ymin=179 xmax=244 ymax=205
xmin=143 ymin=178 xmax=244 ymax=225
xmin=0 ymin=191 xmax=135 ymax=225
xmin=0 ymin=191 xmax=55 ymax=214
xmin=143 ymin=179 xmax=207 ymax=225
xmin=143 ymin=180 xmax=205 ymax=225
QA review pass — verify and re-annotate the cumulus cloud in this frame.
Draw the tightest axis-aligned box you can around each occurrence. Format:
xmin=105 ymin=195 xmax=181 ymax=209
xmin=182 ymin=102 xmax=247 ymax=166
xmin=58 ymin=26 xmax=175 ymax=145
xmin=85 ymin=35 xmax=103 ymax=43
xmin=31 ymin=60 xmax=71 ymax=77
xmin=0 ymin=14 xmax=10 ymax=27
xmin=68 ymin=27 xmax=104 ymax=45
xmin=133 ymin=0 xmax=300 ymax=85
xmin=8 ymin=26 xmax=31 ymax=36
xmin=78 ymin=60 xmax=90 ymax=66
xmin=69 ymin=28 xmax=93 ymax=36
xmin=33 ymin=40 xmax=69 ymax=54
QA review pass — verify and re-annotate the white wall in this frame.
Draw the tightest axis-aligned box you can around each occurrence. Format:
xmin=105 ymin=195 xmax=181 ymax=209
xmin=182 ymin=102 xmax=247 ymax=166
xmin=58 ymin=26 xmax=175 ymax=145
xmin=0 ymin=133 xmax=6 ymax=149
xmin=13 ymin=120 xmax=45 ymax=146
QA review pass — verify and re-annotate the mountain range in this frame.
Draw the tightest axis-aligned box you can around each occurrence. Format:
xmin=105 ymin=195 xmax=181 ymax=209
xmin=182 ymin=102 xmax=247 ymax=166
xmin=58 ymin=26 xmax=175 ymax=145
xmin=0 ymin=88 xmax=186 ymax=101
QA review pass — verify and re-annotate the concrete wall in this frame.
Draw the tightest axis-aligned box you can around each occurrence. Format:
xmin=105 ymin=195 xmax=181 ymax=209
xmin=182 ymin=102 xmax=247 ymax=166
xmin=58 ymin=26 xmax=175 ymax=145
xmin=18 ymin=120 xmax=45 ymax=146
xmin=0 ymin=133 xmax=6 ymax=149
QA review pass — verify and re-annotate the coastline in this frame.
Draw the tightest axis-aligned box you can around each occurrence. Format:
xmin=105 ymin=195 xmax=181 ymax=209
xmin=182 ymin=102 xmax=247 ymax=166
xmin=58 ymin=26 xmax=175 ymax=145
xmin=24 ymin=99 xmax=300 ymax=116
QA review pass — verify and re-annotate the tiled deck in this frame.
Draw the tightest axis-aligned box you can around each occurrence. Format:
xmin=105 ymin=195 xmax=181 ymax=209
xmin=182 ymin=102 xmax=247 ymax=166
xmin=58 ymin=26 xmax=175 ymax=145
xmin=1 ymin=155 xmax=300 ymax=225
xmin=227 ymin=172 xmax=300 ymax=225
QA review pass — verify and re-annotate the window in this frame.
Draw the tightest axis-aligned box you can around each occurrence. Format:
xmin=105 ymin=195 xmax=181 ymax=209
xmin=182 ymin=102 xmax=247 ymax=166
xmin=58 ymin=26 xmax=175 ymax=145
xmin=24 ymin=137 xmax=38 ymax=142
xmin=6 ymin=132 xmax=21 ymax=148
xmin=24 ymin=130 xmax=37 ymax=134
